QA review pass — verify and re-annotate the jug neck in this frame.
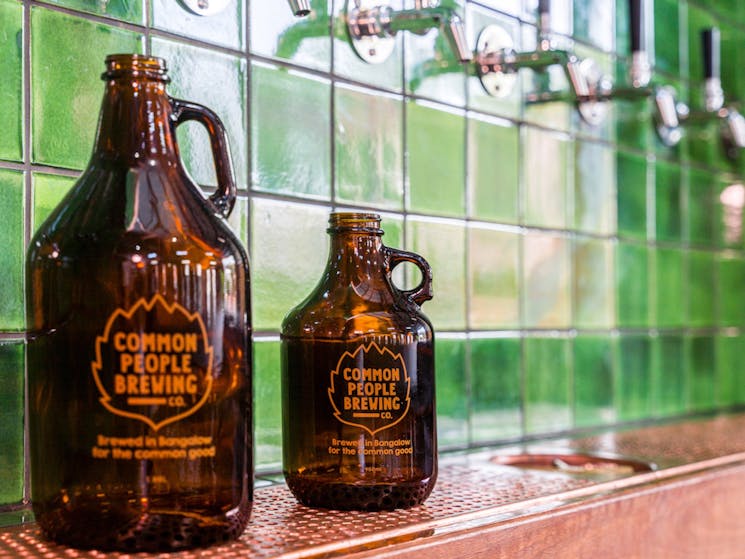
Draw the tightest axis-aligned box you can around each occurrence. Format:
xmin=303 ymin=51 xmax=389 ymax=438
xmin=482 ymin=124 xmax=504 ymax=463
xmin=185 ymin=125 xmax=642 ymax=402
xmin=325 ymin=213 xmax=386 ymax=282
xmin=92 ymin=54 xmax=179 ymax=166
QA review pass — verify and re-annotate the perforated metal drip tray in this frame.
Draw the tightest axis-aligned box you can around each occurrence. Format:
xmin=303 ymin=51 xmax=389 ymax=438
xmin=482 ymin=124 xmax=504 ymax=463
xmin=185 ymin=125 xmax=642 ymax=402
xmin=5 ymin=413 xmax=745 ymax=558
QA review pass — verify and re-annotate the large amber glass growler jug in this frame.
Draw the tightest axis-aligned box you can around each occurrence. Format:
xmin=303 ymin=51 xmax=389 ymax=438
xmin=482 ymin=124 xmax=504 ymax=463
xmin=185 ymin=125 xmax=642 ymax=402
xmin=281 ymin=212 xmax=436 ymax=511
xmin=26 ymin=54 xmax=252 ymax=551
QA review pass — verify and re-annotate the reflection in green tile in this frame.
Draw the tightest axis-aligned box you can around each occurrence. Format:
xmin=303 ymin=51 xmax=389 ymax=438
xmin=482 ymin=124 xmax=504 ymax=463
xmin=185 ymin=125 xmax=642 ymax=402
xmin=574 ymin=238 xmax=614 ymax=329
xmin=251 ymin=0 xmax=330 ymax=71
xmin=151 ymin=39 xmax=247 ymax=189
xmin=0 ymin=169 xmax=24 ymax=331
xmin=656 ymin=248 xmax=685 ymax=328
xmin=44 ymin=0 xmax=142 ymax=23
xmin=31 ymin=8 xmax=142 ymax=169
xmin=0 ymin=343 xmax=23 ymax=505
xmin=688 ymin=168 xmax=717 ymax=248
xmin=407 ymin=101 xmax=465 ymax=217
xmin=717 ymin=181 xmax=745 ymax=248
xmin=652 ymin=335 xmax=687 ymax=417
xmin=616 ymin=242 xmax=649 ymax=328
xmin=467 ymin=115 xmax=518 ymax=224
xmin=251 ymin=63 xmax=330 ymax=199
xmin=524 ymin=337 xmax=571 ymax=435
xmin=524 ymin=233 xmax=570 ymax=328
xmin=688 ymin=336 xmax=716 ymax=413
xmin=719 ymin=254 xmax=745 ymax=327
xmin=616 ymin=335 xmax=651 ymax=421
xmin=573 ymin=0 xmax=614 ymax=51
xmin=335 ymin=85 xmax=403 ymax=209
xmin=0 ymin=0 xmax=22 ymax=162
xmin=523 ymin=127 xmax=570 ymax=229
xmin=254 ymin=338 xmax=282 ymax=470
xmin=688 ymin=250 xmax=716 ymax=328
xmin=227 ymin=195 xmax=249 ymax=248
xmin=717 ymin=335 xmax=745 ymax=407
xmin=655 ymin=160 xmax=683 ymax=243
xmin=653 ymin=0 xmax=680 ymax=75
xmin=251 ymin=199 xmax=330 ymax=331
xmin=32 ymin=173 xmax=76 ymax=235
xmin=616 ymin=150 xmax=648 ymax=240
xmin=405 ymin=0 xmax=466 ymax=106
xmin=574 ymin=336 xmax=615 ymax=427
xmin=407 ymin=218 xmax=466 ymax=330
xmin=152 ymin=0 xmax=243 ymax=50
xmin=575 ymin=140 xmax=615 ymax=235
xmin=469 ymin=336 xmax=521 ymax=442
xmin=468 ymin=226 xmax=519 ymax=329
xmin=435 ymin=335 xmax=467 ymax=448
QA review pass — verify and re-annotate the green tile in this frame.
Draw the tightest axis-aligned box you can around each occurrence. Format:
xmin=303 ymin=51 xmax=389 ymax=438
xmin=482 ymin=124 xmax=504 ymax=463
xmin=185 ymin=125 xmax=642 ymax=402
xmin=654 ymin=160 xmax=684 ymax=243
xmin=716 ymin=334 xmax=745 ymax=407
xmin=0 ymin=342 xmax=24 ymax=505
xmin=469 ymin=336 xmax=522 ymax=442
xmin=407 ymin=101 xmax=465 ymax=217
xmin=227 ymin=195 xmax=249 ymax=248
xmin=655 ymin=247 xmax=686 ymax=328
xmin=614 ymin=96 xmax=651 ymax=151
xmin=435 ymin=335 xmax=468 ymax=448
xmin=616 ymin=335 xmax=652 ymax=421
xmin=407 ymin=217 xmax=466 ymax=330
xmin=574 ymin=238 xmax=614 ymax=329
xmin=575 ymin=140 xmax=615 ymax=235
xmin=651 ymin=335 xmax=687 ymax=417
xmin=616 ymin=150 xmax=648 ymax=240
xmin=688 ymin=336 xmax=716 ymax=412
xmin=251 ymin=199 xmax=330 ymax=331
xmin=251 ymin=0 xmax=330 ymax=72
xmin=574 ymin=335 xmax=615 ymax=427
xmin=716 ymin=180 xmax=744 ymax=248
xmin=523 ymin=232 xmax=571 ymax=328
xmin=523 ymin=127 xmax=571 ymax=229
xmin=331 ymin=0 xmax=402 ymax=92
xmin=688 ymin=250 xmax=716 ymax=328
xmin=335 ymin=84 xmax=403 ymax=210
xmin=467 ymin=115 xmax=519 ymax=224
xmin=687 ymin=120 xmax=720 ymax=169
xmin=615 ymin=0 xmax=630 ymax=55
xmin=653 ymin=0 xmax=680 ymax=75
xmin=0 ymin=169 xmax=24 ymax=331
xmin=468 ymin=225 xmax=519 ymax=329
xmin=524 ymin=337 xmax=572 ymax=435
xmin=251 ymin=63 xmax=331 ymax=200
xmin=45 ymin=0 xmax=142 ymax=22
xmin=722 ymin=22 xmax=745 ymax=105
xmin=31 ymin=8 xmax=143 ymax=169
xmin=405 ymin=0 xmax=465 ymax=106
xmin=152 ymin=0 xmax=244 ymax=50
xmin=466 ymin=6 xmax=521 ymax=119
xmin=573 ymin=0 xmax=614 ymax=51
xmin=32 ymin=173 xmax=76 ymax=235
xmin=718 ymin=253 xmax=745 ymax=327
xmin=687 ymin=4 xmax=717 ymax=87
xmin=254 ymin=338 xmax=282 ymax=470
xmin=151 ymin=39 xmax=247 ymax=189
xmin=616 ymin=242 xmax=649 ymax=328
xmin=688 ymin=168 xmax=718 ymax=248
xmin=0 ymin=0 xmax=22 ymax=162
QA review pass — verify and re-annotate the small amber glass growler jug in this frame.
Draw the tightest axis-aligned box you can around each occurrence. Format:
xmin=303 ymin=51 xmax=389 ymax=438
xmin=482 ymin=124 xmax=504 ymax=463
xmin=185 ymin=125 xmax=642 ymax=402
xmin=26 ymin=55 xmax=251 ymax=551
xmin=281 ymin=212 xmax=436 ymax=511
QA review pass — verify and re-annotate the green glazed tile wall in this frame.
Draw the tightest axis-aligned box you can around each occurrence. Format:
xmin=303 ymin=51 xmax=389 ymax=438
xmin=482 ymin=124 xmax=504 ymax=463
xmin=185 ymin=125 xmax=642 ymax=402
xmin=3 ymin=0 xmax=745 ymax=511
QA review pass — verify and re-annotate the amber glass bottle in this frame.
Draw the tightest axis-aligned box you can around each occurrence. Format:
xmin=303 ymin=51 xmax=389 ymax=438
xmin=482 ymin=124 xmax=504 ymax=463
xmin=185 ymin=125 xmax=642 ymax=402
xmin=281 ymin=213 xmax=436 ymax=511
xmin=26 ymin=54 xmax=252 ymax=551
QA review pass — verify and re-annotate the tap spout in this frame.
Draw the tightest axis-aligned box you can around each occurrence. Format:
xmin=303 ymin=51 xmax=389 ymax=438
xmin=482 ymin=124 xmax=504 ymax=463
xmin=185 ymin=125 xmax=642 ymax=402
xmin=288 ymin=0 xmax=311 ymax=16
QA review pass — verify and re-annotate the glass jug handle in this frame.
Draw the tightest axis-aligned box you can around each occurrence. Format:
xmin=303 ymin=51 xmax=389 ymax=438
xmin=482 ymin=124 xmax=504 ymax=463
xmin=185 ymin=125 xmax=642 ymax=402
xmin=384 ymin=247 xmax=434 ymax=306
xmin=170 ymin=98 xmax=237 ymax=219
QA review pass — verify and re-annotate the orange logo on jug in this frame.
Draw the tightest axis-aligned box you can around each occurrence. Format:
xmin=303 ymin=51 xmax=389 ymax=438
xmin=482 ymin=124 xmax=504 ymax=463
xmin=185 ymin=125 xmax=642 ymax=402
xmin=91 ymin=295 xmax=214 ymax=431
xmin=328 ymin=342 xmax=411 ymax=436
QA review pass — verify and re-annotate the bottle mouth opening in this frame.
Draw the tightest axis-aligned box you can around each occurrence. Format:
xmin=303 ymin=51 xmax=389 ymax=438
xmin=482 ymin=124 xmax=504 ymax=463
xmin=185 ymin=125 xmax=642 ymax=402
xmin=328 ymin=212 xmax=383 ymax=235
xmin=102 ymin=54 xmax=170 ymax=82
